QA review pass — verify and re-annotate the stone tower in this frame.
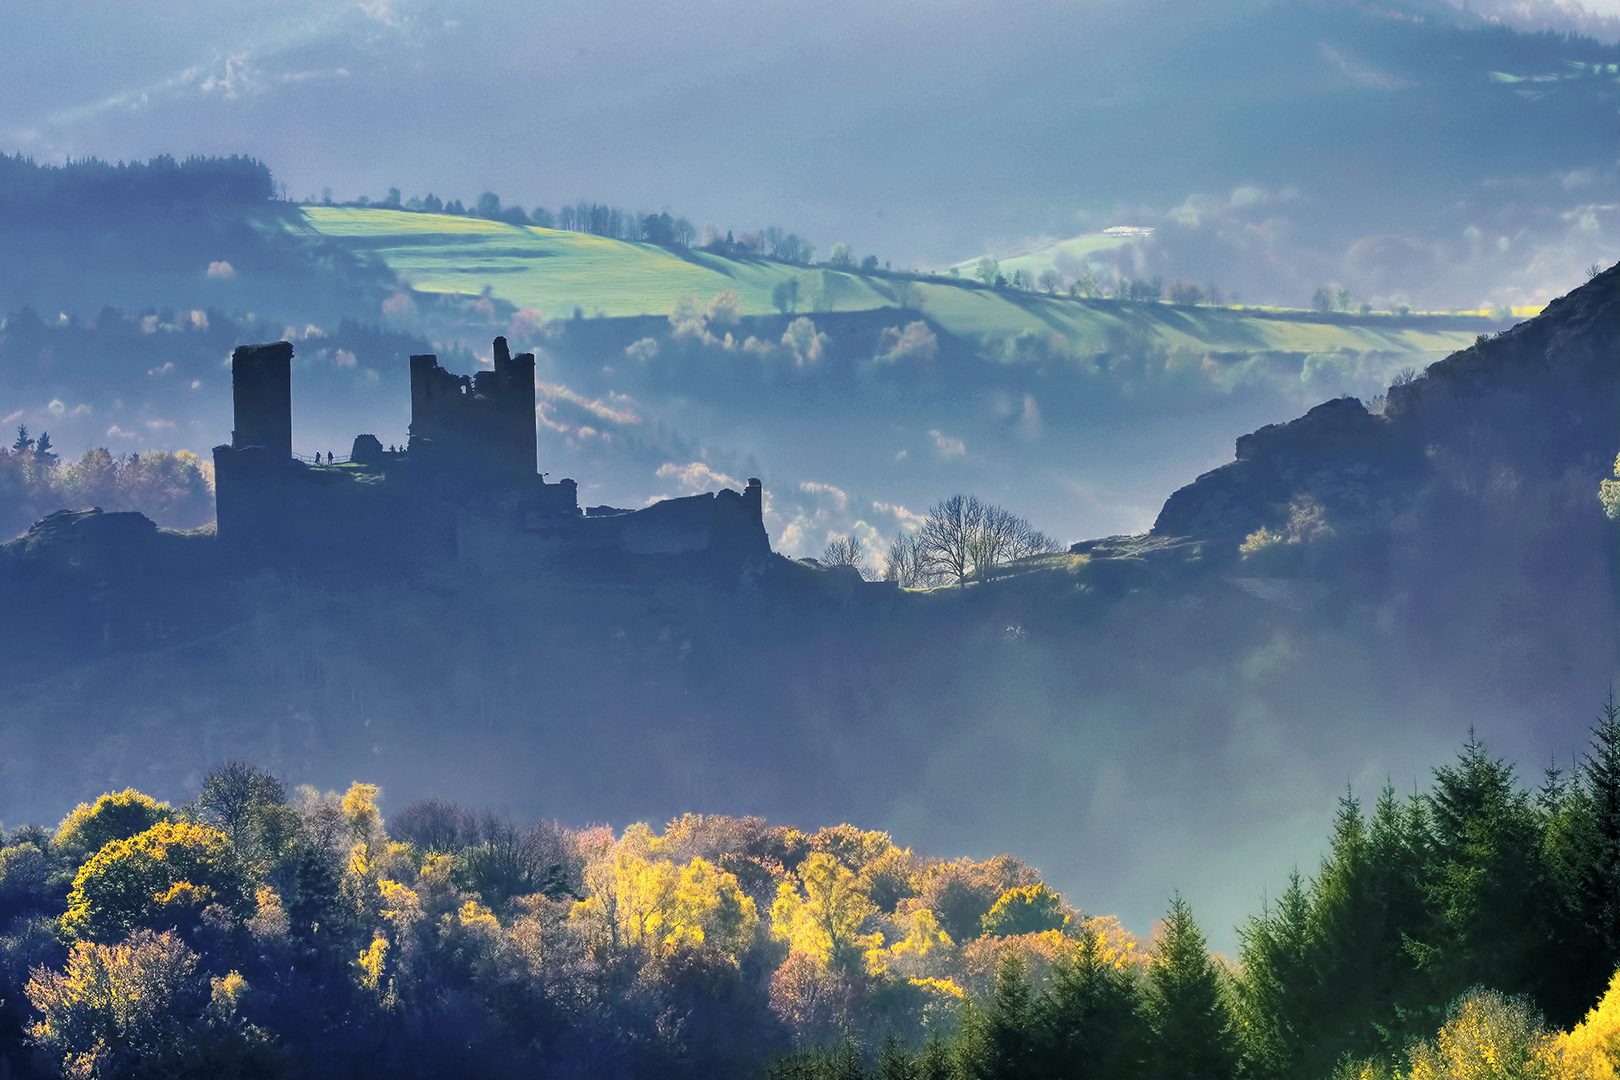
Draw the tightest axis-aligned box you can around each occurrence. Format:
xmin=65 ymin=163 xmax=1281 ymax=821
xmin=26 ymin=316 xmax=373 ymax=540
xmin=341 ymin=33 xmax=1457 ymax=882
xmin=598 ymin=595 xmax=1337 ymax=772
xmin=229 ymin=341 xmax=293 ymax=459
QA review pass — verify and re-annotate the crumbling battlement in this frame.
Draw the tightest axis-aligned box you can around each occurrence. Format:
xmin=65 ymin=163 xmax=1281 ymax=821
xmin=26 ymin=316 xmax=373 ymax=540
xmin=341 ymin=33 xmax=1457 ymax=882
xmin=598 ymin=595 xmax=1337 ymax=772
xmin=409 ymin=336 xmax=537 ymax=486
xmin=211 ymin=337 xmax=769 ymax=569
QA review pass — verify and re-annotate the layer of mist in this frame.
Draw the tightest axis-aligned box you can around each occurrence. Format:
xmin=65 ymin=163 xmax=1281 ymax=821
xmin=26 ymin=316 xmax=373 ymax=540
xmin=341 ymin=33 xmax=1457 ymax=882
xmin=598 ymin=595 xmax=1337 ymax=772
xmin=1 ymin=266 xmax=1612 ymax=950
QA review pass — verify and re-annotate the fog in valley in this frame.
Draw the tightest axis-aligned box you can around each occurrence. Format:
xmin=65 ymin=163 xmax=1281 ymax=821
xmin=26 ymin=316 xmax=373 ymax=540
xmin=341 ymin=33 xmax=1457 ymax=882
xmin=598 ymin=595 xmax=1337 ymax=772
xmin=0 ymin=0 xmax=1615 ymax=1011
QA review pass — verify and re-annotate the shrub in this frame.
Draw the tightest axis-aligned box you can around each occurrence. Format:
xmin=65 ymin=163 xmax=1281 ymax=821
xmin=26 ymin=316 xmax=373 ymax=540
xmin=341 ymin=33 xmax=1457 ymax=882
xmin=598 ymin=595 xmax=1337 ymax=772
xmin=27 ymin=928 xmax=277 ymax=1080
xmin=1406 ymin=988 xmax=1552 ymax=1080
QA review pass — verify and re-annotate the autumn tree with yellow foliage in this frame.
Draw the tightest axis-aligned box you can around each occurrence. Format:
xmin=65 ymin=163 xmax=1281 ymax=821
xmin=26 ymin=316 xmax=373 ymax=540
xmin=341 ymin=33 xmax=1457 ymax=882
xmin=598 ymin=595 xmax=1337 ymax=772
xmin=3 ymin=716 xmax=1620 ymax=1080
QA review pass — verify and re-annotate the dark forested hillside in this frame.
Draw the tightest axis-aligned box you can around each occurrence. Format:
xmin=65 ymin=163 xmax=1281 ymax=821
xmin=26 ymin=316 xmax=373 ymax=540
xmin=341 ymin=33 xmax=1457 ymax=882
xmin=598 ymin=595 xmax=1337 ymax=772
xmin=0 ymin=155 xmax=403 ymax=337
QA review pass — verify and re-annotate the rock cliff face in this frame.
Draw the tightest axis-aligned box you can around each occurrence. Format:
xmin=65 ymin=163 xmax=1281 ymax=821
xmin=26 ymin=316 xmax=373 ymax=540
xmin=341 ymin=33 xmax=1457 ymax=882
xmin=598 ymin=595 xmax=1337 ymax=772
xmin=1148 ymin=262 xmax=1619 ymax=553
xmin=1151 ymin=395 xmax=1390 ymax=544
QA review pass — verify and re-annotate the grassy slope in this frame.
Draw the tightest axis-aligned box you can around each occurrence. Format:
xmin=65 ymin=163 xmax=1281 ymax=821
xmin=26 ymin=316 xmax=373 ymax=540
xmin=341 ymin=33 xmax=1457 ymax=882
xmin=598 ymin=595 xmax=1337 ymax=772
xmin=296 ymin=206 xmax=1502 ymax=357
xmin=943 ymin=231 xmax=1135 ymax=281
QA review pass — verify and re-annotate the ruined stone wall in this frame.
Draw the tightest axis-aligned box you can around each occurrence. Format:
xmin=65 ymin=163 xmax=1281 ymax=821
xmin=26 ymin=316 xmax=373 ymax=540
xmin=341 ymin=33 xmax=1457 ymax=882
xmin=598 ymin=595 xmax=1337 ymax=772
xmin=212 ymin=449 xmax=456 ymax=566
xmin=569 ymin=479 xmax=767 ymax=556
xmin=211 ymin=336 xmax=780 ymax=572
xmin=407 ymin=336 xmax=537 ymax=486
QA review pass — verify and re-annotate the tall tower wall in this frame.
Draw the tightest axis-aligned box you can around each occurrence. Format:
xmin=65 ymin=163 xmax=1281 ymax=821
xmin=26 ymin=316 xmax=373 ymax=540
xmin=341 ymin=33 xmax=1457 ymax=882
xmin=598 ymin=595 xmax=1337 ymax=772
xmin=230 ymin=342 xmax=293 ymax=459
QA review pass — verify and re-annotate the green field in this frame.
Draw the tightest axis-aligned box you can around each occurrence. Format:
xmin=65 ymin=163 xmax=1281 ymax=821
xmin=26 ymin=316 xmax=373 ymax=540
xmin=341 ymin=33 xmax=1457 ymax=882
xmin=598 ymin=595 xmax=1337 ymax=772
xmin=943 ymin=230 xmax=1136 ymax=282
xmin=295 ymin=206 xmax=1505 ymax=357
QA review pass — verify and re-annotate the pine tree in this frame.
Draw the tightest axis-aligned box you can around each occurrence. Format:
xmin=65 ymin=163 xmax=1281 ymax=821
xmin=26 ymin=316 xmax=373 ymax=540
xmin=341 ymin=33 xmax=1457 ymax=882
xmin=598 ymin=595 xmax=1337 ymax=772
xmin=959 ymin=955 xmax=1038 ymax=1080
xmin=1363 ymin=783 xmax=1435 ymax=1053
xmin=1421 ymin=730 xmax=1543 ymax=1002
xmin=1310 ymin=797 xmax=1373 ymax=1023
xmin=875 ymin=1035 xmax=919 ymax=1080
xmin=1145 ymin=894 xmax=1238 ymax=1080
xmin=1308 ymin=790 xmax=1418 ymax=1073
xmin=10 ymin=425 xmax=31 ymax=453
xmin=1572 ymin=695 xmax=1620 ymax=1005
xmin=1037 ymin=927 xmax=1150 ymax=1079
xmin=1538 ymin=759 xmax=1568 ymax=815
xmin=1234 ymin=872 xmax=1313 ymax=1080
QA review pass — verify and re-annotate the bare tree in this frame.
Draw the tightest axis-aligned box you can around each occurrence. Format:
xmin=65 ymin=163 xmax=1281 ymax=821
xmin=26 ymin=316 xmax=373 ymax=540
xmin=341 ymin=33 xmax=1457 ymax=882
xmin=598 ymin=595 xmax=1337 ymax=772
xmin=199 ymin=761 xmax=287 ymax=857
xmin=390 ymin=796 xmax=471 ymax=853
xmin=893 ymin=278 xmax=919 ymax=311
xmin=967 ymin=503 xmax=1021 ymax=577
xmin=1004 ymin=520 xmax=1063 ymax=562
xmin=884 ymin=531 xmax=930 ymax=588
xmin=918 ymin=494 xmax=985 ymax=585
xmin=822 ymin=534 xmax=871 ymax=579
xmin=917 ymin=494 xmax=1062 ymax=585
xmin=461 ymin=812 xmax=582 ymax=903
xmin=391 ymin=798 xmax=582 ymax=901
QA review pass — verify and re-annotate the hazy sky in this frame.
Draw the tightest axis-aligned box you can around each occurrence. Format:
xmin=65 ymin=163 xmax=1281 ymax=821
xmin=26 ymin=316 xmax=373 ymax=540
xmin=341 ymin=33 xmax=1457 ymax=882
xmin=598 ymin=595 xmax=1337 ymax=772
xmin=4 ymin=0 xmax=1615 ymax=308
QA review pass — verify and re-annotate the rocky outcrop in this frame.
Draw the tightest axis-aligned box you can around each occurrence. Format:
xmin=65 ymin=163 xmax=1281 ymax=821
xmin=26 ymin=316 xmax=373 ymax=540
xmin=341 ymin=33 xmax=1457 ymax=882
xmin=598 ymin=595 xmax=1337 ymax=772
xmin=1146 ymin=262 xmax=1620 ymax=551
xmin=1386 ymin=262 xmax=1618 ymax=418
xmin=1150 ymin=396 xmax=1392 ymax=544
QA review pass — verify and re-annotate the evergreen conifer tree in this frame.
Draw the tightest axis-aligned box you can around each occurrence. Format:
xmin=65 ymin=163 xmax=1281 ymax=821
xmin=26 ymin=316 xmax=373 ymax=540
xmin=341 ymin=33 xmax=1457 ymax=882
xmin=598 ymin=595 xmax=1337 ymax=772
xmin=1570 ymin=696 xmax=1620 ymax=1006
xmin=1235 ymin=872 xmax=1313 ymax=1080
xmin=1036 ymin=927 xmax=1150 ymax=1079
xmin=1145 ymin=894 xmax=1238 ymax=1080
xmin=960 ymin=955 xmax=1038 ymax=1080
xmin=1421 ymin=731 xmax=1543 ymax=1002
xmin=1363 ymin=783 xmax=1436 ymax=1051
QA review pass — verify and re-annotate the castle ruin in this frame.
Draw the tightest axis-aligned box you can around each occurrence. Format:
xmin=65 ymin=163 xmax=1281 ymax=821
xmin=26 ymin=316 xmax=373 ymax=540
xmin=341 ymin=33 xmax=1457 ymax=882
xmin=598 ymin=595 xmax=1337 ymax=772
xmin=212 ymin=338 xmax=767 ymax=567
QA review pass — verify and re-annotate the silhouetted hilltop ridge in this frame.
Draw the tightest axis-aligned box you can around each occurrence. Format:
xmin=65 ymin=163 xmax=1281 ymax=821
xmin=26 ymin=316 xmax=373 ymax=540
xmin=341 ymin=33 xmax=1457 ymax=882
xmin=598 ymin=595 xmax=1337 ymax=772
xmin=1386 ymin=259 xmax=1618 ymax=415
xmin=1146 ymin=261 xmax=1619 ymax=550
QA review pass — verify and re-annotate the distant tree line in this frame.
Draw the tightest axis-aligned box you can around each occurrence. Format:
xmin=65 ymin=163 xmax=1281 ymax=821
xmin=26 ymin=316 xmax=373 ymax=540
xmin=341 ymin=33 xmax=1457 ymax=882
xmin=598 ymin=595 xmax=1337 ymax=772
xmin=0 ymin=429 xmax=214 ymax=539
xmin=959 ymin=259 xmax=1230 ymax=306
xmin=335 ymin=187 xmax=715 ymax=251
xmin=328 ymin=183 xmax=1263 ymax=310
xmin=0 ymin=153 xmax=276 ymax=216
xmin=326 ymin=186 xmax=831 ymax=267
xmin=2 ymin=712 xmax=1619 ymax=1078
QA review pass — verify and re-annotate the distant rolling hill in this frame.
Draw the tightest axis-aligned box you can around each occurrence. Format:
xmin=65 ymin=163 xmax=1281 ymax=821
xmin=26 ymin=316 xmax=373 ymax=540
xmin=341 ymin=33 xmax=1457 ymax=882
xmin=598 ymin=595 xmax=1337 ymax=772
xmin=0 ymin=200 xmax=1522 ymax=554
xmin=297 ymin=205 xmax=1509 ymax=350
xmin=280 ymin=205 xmax=1512 ymax=551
